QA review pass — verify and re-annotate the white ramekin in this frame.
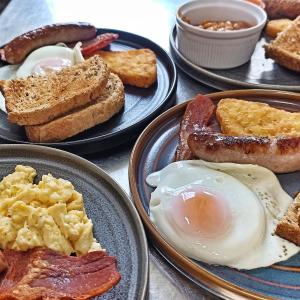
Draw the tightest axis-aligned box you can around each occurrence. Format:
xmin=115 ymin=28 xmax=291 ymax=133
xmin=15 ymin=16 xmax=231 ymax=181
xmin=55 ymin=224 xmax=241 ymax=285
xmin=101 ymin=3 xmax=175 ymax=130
xmin=176 ymin=0 xmax=267 ymax=69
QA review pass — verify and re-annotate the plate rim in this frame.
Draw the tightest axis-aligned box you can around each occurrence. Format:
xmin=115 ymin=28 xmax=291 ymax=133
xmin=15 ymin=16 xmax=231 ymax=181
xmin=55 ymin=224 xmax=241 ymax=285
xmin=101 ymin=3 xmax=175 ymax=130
xmin=169 ymin=24 xmax=300 ymax=92
xmin=0 ymin=143 xmax=149 ymax=299
xmin=129 ymin=89 xmax=300 ymax=300
xmin=0 ymin=28 xmax=177 ymax=151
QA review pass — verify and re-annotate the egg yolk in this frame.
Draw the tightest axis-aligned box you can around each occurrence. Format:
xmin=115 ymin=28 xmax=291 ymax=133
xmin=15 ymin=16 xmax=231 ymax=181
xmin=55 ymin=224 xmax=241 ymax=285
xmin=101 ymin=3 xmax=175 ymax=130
xmin=171 ymin=188 xmax=231 ymax=239
xmin=32 ymin=58 xmax=72 ymax=75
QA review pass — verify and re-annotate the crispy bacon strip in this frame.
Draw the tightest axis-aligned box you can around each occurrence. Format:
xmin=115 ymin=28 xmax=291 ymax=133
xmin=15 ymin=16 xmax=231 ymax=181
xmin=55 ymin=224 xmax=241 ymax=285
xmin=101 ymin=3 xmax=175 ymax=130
xmin=175 ymin=94 xmax=215 ymax=161
xmin=0 ymin=248 xmax=120 ymax=300
xmin=81 ymin=33 xmax=119 ymax=57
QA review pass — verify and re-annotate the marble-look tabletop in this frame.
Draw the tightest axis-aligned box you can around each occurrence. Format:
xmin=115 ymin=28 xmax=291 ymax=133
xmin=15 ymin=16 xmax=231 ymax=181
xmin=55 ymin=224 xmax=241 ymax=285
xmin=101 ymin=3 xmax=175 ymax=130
xmin=0 ymin=0 xmax=219 ymax=299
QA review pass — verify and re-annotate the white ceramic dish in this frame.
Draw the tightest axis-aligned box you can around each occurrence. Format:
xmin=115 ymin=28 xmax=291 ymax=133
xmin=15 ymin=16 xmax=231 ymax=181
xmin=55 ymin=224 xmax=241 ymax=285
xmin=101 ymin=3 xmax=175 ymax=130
xmin=176 ymin=0 xmax=267 ymax=69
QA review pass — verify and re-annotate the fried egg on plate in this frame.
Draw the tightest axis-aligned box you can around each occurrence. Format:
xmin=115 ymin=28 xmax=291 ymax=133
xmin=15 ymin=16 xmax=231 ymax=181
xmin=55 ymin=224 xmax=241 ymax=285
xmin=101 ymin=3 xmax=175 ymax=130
xmin=146 ymin=160 xmax=300 ymax=270
xmin=0 ymin=43 xmax=84 ymax=112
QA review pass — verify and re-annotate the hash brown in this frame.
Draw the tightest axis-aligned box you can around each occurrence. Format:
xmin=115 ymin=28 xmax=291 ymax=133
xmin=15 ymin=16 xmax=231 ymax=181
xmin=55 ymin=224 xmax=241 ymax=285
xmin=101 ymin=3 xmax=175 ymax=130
xmin=96 ymin=49 xmax=157 ymax=88
xmin=216 ymin=98 xmax=300 ymax=137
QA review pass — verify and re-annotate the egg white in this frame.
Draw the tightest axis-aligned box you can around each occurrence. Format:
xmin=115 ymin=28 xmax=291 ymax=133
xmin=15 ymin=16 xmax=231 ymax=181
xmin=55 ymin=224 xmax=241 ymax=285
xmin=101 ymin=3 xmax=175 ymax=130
xmin=147 ymin=160 xmax=300 ymax=269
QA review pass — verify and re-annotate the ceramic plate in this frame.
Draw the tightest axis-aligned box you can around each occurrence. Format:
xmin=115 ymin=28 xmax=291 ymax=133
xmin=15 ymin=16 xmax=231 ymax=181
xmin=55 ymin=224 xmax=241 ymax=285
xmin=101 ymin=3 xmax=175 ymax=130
xmin=129 ymin=89 xmax=300 ymax=300
xmin=0 ymin=144 xmax=148 ymax=299
xmin=170 ymin=25 xmax=300 ymax=92
xmin=0 ymin=28 xmax=177 ymax=154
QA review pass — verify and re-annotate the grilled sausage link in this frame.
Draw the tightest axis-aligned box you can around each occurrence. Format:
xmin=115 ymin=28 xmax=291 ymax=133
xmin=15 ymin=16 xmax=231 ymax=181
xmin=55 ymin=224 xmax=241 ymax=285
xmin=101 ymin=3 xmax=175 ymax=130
xmin=264 ymin=0 xmax=300 ymax=19
xmin=188 ymin=131 xmax=300 ymax=173
xmin=2 ymin=22 xmax=97 ymax=64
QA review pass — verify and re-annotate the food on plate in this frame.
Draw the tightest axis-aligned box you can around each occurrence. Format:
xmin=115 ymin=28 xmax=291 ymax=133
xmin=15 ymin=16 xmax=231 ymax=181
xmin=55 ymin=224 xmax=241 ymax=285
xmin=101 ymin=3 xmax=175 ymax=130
xmin=276 ymin=193 xmax=300 ymax=246
xmin=188 ymin=131 xmax=300 ymax=174
xmin=15 ymin=43 xmax=84 ymax=78
xmin=187 ymin=20 xmax=252 ymax=31
xmin=0 ymin=247 xmax=120 ymax=300
xmin=0 ymin=165 xmax=101 ymax=255
xmin=216 ymin=98 xmax=300 ymax=136
xmin=25 ymin=73 xmax=125 ymax=142
xmin=265 ymin=18 xmax=293 ymax=38
xmin=147 ymin=160 xmax=299 ymax=269
xmin=175 ymin=94 xmax=214 ymax=161
xmin=176 ymin=94 xmax=300 ymax=173
xmin=264 ymin=0 xmax=300 ymax=20
xmin=96 ymin=49 xmax=157 ymax=88
xmin=246 ymin=0 xmax=266 ymax=8
xmin=1 ymin=22 xmax=97 ymax=64
xmin=0 ymin=251 xmax=6 ymax=272
xmin=1 ymin=55 xmax=109 ymax=125
xmin=81 ymin=32 xmax=119 ymax=57
xmin=265 ymin=16 xmax=300 ymax=72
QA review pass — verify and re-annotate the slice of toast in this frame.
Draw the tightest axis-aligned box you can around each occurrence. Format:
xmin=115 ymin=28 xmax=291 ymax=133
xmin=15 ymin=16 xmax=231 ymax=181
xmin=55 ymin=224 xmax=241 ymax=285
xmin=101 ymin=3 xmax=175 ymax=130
xmin=275 ymin=193 xmax=300 ymax=246
xmin=25 ymin=73 xmax=124 ymax=142
xmin=265 ymin=16 xmax=300 ymax=72
xmin=1 ymin=55 xmax=109 ymax=125
xmin=96 ymin=49 xmax=157 ymax=88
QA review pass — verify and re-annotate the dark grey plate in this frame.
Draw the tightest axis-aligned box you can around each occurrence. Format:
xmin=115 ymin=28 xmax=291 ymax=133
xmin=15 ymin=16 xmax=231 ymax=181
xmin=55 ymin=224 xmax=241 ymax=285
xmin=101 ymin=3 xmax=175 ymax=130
xmin=0 ymin=28 xmax=177 ymax=154
xmin=170 ymin=25 xmax=300 ymax=92
xmin=0 ymin=144 xmax=148 ymax=300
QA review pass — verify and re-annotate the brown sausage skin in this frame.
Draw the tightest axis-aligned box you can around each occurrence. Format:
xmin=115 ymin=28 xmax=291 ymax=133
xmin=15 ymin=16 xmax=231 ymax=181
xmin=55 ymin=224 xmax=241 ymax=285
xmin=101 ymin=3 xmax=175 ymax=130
xmin=3 ymin=22 xmax=97 ymax=64
xmin=188 ymin=132 xmax=300 ymax=173
xmin=264 ymin=0 xmax=300 ymax=19
xmin=0 ymin=251 xmax=7 ymax=273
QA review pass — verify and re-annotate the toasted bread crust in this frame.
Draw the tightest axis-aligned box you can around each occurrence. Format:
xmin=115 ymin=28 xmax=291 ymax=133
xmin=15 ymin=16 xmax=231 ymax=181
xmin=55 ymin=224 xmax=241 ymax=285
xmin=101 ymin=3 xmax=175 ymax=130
xmin=25 ymin=73 xmax=124 ymax=142
xmin=265 ymin=16 xmax=300 ymax=72
xmin=3 ymin=56 xmax=109 ymax=125
xmin=275 ymin=194 xmax=300 ymax=246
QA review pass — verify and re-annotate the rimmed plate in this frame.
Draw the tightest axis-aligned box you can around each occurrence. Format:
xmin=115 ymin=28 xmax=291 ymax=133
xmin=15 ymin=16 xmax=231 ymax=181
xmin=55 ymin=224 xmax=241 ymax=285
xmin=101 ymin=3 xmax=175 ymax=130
xmin=0 ymin=28 xmax=177 ymax=154
xmin=129 ymin=89 xmax=300 ymax=300
xmin=0 ymin=144 xmax=148 ymax=299
xmin=170 ymin=25 xmax=300 ymax=92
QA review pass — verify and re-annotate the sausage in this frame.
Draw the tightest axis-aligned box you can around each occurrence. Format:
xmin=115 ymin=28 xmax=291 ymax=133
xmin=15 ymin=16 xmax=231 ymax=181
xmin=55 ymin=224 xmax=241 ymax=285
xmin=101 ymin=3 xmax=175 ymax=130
xmin=188 ymin=131 xmax=300 ymax=173
xmin=2 ymin=22 xmax=97 ymax=64
xmin=0 ymin=251 xmax=7 ymax=273
xmin=264 ymin=0 xmax=300 ymax=20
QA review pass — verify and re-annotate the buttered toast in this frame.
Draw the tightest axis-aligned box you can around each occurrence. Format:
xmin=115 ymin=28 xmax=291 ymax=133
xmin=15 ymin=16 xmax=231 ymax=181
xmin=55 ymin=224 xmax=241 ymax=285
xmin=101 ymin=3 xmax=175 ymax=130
xmin=25 ymin=73 xmax=124 ymax=142
xmin=265 ymin=16 xmax=300 ymax=72
xmin=216 ymin=98 xmax=300 ymax=137
xmin=1 ymin=55 xmax=109 ymax=125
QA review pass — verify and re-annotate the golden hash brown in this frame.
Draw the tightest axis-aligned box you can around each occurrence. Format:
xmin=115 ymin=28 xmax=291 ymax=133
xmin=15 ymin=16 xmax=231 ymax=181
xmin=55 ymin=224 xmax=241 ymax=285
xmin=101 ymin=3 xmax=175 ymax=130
xmin=96 ymin=49 xmax=157 ymax=88
xmin=265 ymin=18 xmax=293 ymax=38
xmin=216 ymin=98 xmax=300 ymax=137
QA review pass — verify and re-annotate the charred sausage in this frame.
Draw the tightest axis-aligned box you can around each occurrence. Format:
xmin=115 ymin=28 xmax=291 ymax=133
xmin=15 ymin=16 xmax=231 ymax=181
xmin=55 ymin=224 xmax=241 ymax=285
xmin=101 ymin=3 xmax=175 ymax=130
xmin=2 ymin=22 xmax=97 ymax=64
xmin=188 ymin=131 xmax=300 ymax=173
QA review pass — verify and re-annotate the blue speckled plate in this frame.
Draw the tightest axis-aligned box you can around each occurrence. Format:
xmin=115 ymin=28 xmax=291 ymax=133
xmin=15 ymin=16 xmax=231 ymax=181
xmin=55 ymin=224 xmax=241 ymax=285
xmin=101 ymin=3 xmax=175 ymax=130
xmin=129 ymin=89 xmax=300 ymax=300
xmin=0 ymin=144 xmax=148 ymax=300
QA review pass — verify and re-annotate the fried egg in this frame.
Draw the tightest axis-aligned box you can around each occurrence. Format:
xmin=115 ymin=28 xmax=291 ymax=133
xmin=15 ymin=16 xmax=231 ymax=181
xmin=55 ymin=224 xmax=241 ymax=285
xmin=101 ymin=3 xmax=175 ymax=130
xmin=146 ymin=160 xmax=300 ymax=269
xmin=0 ymin=43 xmax=84 ymax=112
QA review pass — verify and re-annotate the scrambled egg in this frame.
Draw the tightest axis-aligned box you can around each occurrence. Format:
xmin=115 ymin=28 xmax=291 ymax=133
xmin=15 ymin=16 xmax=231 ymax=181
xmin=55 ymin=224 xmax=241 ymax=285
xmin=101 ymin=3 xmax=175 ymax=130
xmin=0 ymin=165 xmax=101 ymax=255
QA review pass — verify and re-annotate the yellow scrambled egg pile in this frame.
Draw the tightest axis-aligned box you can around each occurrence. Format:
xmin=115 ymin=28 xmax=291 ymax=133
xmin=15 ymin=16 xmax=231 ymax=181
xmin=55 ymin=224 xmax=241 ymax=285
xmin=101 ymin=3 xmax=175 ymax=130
xmin=0 ymin=165 xmax=100 ymax=255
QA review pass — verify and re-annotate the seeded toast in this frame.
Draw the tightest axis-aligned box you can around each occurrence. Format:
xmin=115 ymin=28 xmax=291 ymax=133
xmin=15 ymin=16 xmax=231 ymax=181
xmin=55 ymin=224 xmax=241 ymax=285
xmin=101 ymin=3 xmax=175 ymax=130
xmin=265 ymin=16 xmax=300 ymax=72
xmin=25 ymin=73 xmax=124 ymax=142
xmin=1 ymin=55 xmax=109 ymax=125
xmin=275 ymin=193 xmax=300 ymax=246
